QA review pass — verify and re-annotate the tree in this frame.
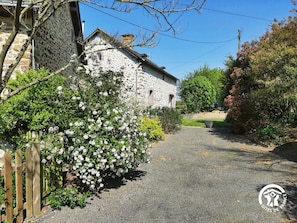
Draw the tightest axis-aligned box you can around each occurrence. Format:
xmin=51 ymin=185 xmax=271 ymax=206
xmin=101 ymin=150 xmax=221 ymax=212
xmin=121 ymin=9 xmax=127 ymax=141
xmin=250 ymin=17 xmax=297 ymax=124
xmin=225 ymin=14 xmax=297 ymax=143
xmin=194 ymin=65 xmax=224 ymax=104
xmin=180 ymin=75 xmax=216 ymax=113
xmin=0 ymin=0 xmax=207 ymax=101
xmin=221 ymin=55 xmax=236 ymax=107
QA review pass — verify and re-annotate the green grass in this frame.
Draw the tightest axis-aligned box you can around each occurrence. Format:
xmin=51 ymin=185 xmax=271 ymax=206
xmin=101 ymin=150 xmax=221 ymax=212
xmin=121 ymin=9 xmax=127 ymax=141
xmin=181 ymin=118 xmax=231 ymax=128
xmin=182 ymin=118 xmax=205 ymax=127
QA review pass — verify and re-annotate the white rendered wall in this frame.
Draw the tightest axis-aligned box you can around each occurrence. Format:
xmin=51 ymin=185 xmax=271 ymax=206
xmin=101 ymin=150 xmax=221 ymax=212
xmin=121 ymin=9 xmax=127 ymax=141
xmin=85 ymin=34 xmax=177 ymax=108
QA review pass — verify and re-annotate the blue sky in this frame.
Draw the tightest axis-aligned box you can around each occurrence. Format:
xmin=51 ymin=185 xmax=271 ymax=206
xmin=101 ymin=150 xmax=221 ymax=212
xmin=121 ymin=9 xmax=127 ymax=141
xmin=80 ymin=0 xmax=295 ymax=80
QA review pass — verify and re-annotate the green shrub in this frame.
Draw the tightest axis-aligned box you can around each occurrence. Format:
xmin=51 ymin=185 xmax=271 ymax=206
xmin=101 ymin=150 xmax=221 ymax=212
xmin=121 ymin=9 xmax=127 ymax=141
xmin=0 ymin=175 xmax=4 ymax=205
xmin=146 ymin=107 xmax=182 ymax=133
xmin=47 ymin=187 xmax=90 ymax=210
xmin=0 ymin=69 xmax=76 ymax=148
xmin=176 ymin=100 xmax=187 ymax=114
xmin=139 ymin=116 xmax=165 ymax=141
xmin=180 ymin=75 xmax=216 ymax=112
xmin=250 ymin=124 xmax=283 ymax=145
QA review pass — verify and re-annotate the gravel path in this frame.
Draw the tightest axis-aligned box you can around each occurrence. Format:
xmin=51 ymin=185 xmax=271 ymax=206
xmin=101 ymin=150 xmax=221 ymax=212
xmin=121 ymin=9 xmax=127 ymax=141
xmin=35 ymin=127 xmax=297 ymax=223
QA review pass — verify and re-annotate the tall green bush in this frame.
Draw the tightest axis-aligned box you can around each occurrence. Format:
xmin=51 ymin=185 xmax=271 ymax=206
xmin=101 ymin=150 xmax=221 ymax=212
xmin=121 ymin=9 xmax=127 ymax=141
xmin=180 ymin=75 xmax=216 ymax=112
xmin=195 ymin=65 xmax=224 ymax=103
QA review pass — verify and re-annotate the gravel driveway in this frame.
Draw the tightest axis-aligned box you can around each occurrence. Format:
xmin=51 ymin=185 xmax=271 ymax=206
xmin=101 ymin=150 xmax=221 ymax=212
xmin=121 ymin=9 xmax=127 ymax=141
xmin=35 ymin=127 xmax=297 ymax=223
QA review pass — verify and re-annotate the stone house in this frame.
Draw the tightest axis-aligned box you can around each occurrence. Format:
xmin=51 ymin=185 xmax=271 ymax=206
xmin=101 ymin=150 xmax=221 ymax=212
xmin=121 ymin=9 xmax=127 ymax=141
xmin=84 ymin=28 xmax=178 ymax=108
xmin=0 ymin=0 xmax=83 ymax=78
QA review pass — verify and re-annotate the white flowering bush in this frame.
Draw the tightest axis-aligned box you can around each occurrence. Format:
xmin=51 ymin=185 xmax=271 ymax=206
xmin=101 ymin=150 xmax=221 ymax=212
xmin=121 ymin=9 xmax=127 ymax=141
xmin=0 ymin=64 xmax=151 ymax=192
xmin=63 ymin=102 xmax=150 ymax=190
xmin=40 ymin=101 xmax=150 ymax=190
xmin=50 ymin=64 xmax=150 ymax=190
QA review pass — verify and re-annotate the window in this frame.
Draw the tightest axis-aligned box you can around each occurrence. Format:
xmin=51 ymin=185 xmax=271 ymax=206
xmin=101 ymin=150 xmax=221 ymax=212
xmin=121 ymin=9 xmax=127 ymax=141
xmin=148 ymin=90 xmax=154 ymax=105
xmin=97 ymin=52 xmax=103 ymax=61
xmin=91 ymin=52 xmax=103 ymax=62
xmin=169 ymin=94 xmax=174 ymax=108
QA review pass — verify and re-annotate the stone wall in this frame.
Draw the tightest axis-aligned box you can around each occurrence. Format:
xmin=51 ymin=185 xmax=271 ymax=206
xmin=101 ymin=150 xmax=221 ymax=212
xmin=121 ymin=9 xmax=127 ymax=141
xmin=85 ymin=33 xmax=177 ymax=108
xmin=0 ymin=32 xmax=31 ymax=76
xmin=85 ymin=35 xmax=139 ymax=100
xmin=141 ymin=65 xmax=177 ymax=108
xmin=0 ymin=3 xmax=79 ymax=80
xmin=34 ymin=4 xmax=79 ymax=74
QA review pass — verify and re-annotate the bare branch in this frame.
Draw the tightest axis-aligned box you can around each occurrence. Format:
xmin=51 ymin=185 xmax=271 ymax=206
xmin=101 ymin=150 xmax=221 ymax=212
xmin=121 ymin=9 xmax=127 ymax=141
xmin=1 ymin=0 xmax=73 ymax=95
xmin=1 ymin=0 xmax=207 ymax=96
xmin=0 ymin=0 xmax=22 ymax=93
xmin=86 ymin=0 xmax=207 ymax=34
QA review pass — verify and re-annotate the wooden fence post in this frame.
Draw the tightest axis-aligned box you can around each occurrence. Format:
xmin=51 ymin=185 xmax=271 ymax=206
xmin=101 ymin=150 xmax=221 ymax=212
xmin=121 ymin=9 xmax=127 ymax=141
xmin=26 ymin=147 xmax=33 ymax=218
xmin=4 ymin=152 xmax=13 ymax=223
xmin=15 ymin=149 xmax=24 ymax=223
xmin=1 ymin=143 xmax=44 ymax=222
xmin=32 ymin=143 xmax=41 ymax=216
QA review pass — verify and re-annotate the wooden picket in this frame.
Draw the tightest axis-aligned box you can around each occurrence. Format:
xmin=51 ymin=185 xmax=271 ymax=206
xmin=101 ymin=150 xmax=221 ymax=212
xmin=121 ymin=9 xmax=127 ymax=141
xmin=0 ymin=143 xmax=41 ymax=223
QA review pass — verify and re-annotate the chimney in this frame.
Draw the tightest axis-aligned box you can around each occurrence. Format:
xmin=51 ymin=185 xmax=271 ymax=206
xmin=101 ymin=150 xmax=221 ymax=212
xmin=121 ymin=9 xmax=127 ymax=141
xmin=121 ymin=34 xmax=134 ymax=48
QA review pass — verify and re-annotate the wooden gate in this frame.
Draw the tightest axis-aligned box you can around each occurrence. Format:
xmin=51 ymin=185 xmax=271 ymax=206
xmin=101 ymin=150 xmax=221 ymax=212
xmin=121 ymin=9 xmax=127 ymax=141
xmin=0 ymin=143 xmax=41 ymax=223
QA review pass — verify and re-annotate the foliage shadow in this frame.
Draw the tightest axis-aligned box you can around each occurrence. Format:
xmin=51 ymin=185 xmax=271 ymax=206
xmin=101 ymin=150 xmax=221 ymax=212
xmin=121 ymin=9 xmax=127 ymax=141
xmin=103 ymin=170 xmax=147 ymax=191
xmin=208 ymin=127 xmax=265 ymax=146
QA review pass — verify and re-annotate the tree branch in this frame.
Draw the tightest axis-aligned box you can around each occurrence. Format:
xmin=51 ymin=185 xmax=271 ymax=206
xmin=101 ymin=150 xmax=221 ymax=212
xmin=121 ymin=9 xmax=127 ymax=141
xmin=0 ymin=0 xmax=22 ymax=93
xmin=88 ymin=0 xmax=207 ymax=34
xmin=0 ymin=60 xmax=72 ymax=104
xmin=1 ymin=0 xmax=73 ymax=96
xmin=1 ymin=0 xmax=207 ymax=96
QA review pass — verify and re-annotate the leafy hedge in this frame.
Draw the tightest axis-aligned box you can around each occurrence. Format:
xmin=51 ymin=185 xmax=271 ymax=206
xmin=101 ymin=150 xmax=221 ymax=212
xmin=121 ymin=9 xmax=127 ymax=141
xmin=145 ymin=107 xmax=182 ymax=133
xmin=0 ymin=69 xmax=76 ymax=148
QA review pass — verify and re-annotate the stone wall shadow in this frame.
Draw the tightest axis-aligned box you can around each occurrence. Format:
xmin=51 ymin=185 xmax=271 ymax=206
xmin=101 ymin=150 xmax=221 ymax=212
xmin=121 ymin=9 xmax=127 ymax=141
xmin=272 ymin=142 xmax=297 ymax=163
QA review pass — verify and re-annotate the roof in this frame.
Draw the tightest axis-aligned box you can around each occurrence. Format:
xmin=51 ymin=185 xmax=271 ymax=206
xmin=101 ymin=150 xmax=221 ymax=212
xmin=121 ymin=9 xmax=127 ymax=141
xmin=0 ymin=0 xmax=35 ymax=7
xmin=69 ymin=2 xmax=84 ymax=56
xmin=84 ymin=28 xmax=179 ymax=82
